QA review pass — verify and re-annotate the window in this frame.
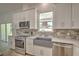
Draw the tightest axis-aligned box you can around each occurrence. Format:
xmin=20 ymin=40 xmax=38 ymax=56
xmin=1 ymin=24 xmax=6 ymax=41
xmin=6 ymin=23 xmax=12 ymax=41
xmin=0 ymin=23 xmax=12 ymax=42
xmin=39 ymin=12 xmax=53 ymax=32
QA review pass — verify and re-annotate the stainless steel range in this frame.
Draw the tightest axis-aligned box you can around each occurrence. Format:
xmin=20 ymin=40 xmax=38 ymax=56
xmin=15 ymin=36 xmax=26 ymax=55
xmin=15 ymin=28 xmax=36 ymax=55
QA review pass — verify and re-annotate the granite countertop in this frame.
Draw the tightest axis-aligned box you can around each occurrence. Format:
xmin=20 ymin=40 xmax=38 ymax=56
xmin=27 ymin=36 xmax=79 ymax=47
xmin=52 ymin=37 xmax=79 ymax=47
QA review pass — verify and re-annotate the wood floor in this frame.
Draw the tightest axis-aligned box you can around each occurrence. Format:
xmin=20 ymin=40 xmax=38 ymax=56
xmin=0 ymin=49 xmax=30 ymax=56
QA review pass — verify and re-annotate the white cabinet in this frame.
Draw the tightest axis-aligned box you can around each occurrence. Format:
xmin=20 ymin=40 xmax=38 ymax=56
xmin=26 ymin=37 xmax=34 ymax=55
xmin=53 ymin=4 xmax=72 ymax=29
xmin=12 ymin=8 xmax=37 ymax=29
xmin=33 ymin=45 xmax=52 ymax=56
xmin=33 ymin=45 xmax=41 ymax=56
xmin=12 ymin=12 xmax=24 ymax=29
xmin=42 ymin=47 xmax=52 ymax=56
xmin=72 ymin=4 xmax=79 ymax=29
xmin=73 ymin=45 xmax=79 ymax=56
xmin=24 ymin=8 xmax=37 ymax=29
xmin=54 ymin=4 xmax=79 ymax=29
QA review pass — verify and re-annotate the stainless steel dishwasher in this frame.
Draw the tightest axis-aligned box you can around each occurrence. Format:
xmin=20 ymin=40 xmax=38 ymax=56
xmin=52 ymin=42 xmax=73 ymax=56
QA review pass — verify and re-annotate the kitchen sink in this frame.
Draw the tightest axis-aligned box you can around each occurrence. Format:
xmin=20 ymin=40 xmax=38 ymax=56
xmin=33 ymin=37 xmax=52 ymax=48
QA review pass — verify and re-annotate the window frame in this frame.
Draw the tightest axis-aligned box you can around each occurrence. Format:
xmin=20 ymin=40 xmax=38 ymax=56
xmin=39 ymin=11 xmax=53 ymax=32
xmin=0 ymin=23 xmax=12 ymax=42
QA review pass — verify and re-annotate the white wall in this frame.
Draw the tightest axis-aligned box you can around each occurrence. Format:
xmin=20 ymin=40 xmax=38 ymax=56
xmin=0 ymin=14 xmax=12 ymax=24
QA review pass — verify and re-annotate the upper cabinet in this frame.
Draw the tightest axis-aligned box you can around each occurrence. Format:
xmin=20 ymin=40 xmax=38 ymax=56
xmin=53 ymin=4 xmax=72 ymax=29
xmin=54 ymin=3 xmax=79 ymax=29
xmin=12 ymin=4 xmax=79 ymax=30
xmin=12 ymin=8 xmax=37 ymax=29
xmin=72 ymin=4 xmax=79 ymax=29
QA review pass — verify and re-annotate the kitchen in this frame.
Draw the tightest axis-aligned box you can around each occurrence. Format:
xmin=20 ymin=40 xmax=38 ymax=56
xmin=0 ymin=3 xmax=79 ymax=56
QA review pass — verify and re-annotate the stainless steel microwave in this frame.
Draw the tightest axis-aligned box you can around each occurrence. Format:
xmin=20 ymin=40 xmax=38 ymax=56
xmin=19 ymin=21 xmax=30 ymax=28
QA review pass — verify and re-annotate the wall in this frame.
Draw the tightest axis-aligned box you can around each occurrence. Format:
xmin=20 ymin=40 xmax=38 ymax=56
xmin=0 ymin=5 xmax=23 ymax=49
xmin=0 ymin=14 xmax=12 ymax=24
xmin=0 ymin=13 xmax=13 ymax=42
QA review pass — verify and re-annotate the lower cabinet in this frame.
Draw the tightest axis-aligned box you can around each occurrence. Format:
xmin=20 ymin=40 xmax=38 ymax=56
xmin=33 ymin=45 xmax=52 ymax=56
xmin=26 ymin=37 xmax=34 ymax=55
xmin=73 ymin=45 xmax=79 ymax=56
xmin=33 ymin=45 xmax=41 ymax=56
xmin=52 ymin=42 xmax=73 ymax=56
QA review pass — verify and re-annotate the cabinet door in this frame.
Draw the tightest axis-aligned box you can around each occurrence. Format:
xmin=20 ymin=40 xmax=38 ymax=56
xmin=33 ymin=45 xmax=41 ymax=56
xmin=42 ymin=47 xmax=52 ymax=56
xmin=73 ymin=46 xmax=79 ymax=56
xmin=24 ymin=8 xmax=37 ymax=29
xmin=54 ymin=4 xmax=71 ymax=29
xmin=33 ymin=45 xmax=52 ymax=56
xmin=72 ymin=4 xmax=79 ymax=29
xmin=26 ymin=38 xmax=33 ymax=55
xmin=13 ymin=12 xmax=22 ymax=29
xmin=13 ymin=13 xmax=19 ymax=29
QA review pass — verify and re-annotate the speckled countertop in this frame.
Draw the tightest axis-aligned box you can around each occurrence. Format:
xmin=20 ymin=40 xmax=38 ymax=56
xmin=28 ymin=36 xmax=79 ymax=47
xmin=52 ymin=37 xmax=79 ymax=46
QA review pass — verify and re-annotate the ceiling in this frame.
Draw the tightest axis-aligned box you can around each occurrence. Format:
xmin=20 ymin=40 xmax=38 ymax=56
xmin=0 ymin=3 xmax=23 ymax=14
xmin=0 ymin=3 xmax=53 ymax=14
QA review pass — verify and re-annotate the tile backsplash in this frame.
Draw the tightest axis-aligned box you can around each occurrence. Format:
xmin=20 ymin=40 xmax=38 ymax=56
xmin=36 ymin=31 xmax=54 ymax=37
xmin=36 ymin=29 xmax=79 ymax=40
xmin=53 ymin=29 xmax=79 ymax=40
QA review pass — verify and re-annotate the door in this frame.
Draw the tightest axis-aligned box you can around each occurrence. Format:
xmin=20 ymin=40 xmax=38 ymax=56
xmin=6 ymin=23 xmax=12 ymax=41
xmin=0 ymin=23 xmax=12 ymax=42
xmin=1 ymin=24 xmax=6 ymax=41
xmin=54 ymin=4 xmax=71 ymax=29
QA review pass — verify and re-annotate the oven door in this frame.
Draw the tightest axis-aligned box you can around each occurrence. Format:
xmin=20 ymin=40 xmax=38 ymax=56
xmin=15 ymin=36 xmax=26 ymax=55
xmin=15 ymin=39 xmax=24 ymax=48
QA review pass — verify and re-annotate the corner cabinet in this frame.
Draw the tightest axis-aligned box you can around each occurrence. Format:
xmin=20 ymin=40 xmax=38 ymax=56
xmin=72 ymin=4 xmax=79 ymax=29
xmin=53 ymin=4 xmax=72 ymax=29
